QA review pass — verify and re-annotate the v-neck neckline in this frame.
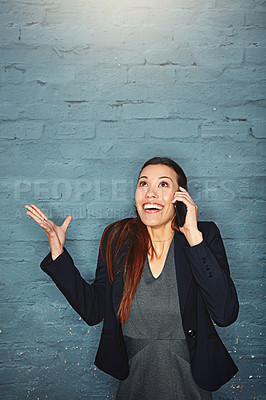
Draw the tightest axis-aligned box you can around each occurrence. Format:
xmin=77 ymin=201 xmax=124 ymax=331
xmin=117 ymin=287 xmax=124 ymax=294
xmin=146 ymin=237 xmax=174 ymax=280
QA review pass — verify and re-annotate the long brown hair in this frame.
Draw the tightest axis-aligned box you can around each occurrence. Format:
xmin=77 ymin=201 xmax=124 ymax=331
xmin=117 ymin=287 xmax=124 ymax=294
xmin=99 ymin=157 xmax=188 ymax=324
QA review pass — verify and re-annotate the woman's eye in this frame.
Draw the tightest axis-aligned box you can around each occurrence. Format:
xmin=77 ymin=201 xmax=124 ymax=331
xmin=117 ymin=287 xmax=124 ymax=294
xmin=160 ymin=181 xmax=168 ymax=187
xmin=139 ymin=181 xmax=169 ymax=187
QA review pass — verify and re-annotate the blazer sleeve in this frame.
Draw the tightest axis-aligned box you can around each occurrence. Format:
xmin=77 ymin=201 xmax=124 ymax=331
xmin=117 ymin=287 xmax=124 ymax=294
xmin=40 ymin=226 xmax=112 ymax=326
xmin=184 ymin=221 xmax=239 ymax=327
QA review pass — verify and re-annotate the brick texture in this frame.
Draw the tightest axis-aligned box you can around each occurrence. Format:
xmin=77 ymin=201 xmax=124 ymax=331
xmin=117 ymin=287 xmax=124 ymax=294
xmin=0 ymin=0 xmax=265 ymax=399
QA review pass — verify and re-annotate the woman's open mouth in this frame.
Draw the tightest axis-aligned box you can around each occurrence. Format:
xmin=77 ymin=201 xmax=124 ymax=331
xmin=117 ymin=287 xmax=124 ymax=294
xmin=142 ymin=203 xmax=164 ymax=213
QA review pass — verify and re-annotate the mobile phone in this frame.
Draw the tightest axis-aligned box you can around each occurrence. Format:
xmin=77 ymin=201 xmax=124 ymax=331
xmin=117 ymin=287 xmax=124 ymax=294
xmin=173 ymin=201 xmax=187 ymax=227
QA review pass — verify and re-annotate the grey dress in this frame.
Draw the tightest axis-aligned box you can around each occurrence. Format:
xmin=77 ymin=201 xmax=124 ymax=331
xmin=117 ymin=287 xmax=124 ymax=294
xmin=116 ymin=237 xmax=212 ymax=400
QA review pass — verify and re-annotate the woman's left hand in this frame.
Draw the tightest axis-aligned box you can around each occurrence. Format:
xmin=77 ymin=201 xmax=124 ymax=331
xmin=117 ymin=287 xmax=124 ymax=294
xmin=171 ymin=186 xmax=202 ymax=240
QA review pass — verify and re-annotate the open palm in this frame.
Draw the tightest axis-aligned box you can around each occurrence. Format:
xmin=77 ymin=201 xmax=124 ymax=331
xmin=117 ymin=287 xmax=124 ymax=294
xmin=24 ymin=204 xmax=72 ymax=260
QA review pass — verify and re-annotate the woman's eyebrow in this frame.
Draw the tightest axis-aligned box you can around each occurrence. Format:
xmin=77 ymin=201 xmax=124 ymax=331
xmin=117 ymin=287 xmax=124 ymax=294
xmin=138 ymin=175 xmax=173 ymax=183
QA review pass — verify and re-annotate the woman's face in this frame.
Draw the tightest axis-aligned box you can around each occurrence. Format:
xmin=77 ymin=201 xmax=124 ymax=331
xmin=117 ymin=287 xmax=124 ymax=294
xmin=135 ymin=164 xmax=179 ymax=228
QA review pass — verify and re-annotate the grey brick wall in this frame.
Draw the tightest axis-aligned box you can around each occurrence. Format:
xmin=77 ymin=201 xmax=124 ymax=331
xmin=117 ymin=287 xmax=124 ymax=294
xmin=0 ymin=0 xmax=265 ymax=399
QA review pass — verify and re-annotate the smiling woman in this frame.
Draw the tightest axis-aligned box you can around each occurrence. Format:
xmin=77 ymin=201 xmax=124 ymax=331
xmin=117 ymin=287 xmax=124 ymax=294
xmin=25 ymin=156 xmax=239 ymax=400
xmin=136 ymin=163 xmax=183 ymax=228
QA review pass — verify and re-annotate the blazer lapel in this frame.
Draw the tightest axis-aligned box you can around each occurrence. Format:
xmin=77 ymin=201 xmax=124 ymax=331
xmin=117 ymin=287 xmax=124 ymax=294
xmin=174 ymin=231 xmax=193 ymax=316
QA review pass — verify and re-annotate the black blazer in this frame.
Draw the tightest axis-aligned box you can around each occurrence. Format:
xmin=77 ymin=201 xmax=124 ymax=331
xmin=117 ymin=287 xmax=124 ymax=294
xmin=40 ymin=220 xmax=239 ymax=392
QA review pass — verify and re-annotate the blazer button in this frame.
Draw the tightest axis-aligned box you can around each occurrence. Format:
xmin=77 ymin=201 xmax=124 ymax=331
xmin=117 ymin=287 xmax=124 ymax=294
xmin=204 ymin=265 xmax=210 ymax=270
xmin=207 ymin=272 xmax=213 ymax=278
xmin=187 ymin=329 xmax=196 ymax=338
xmin=202 ymin=259 xmax=207 ymax=264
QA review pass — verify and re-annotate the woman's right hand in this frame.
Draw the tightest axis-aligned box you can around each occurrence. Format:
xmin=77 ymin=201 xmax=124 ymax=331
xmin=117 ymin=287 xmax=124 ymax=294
xmin=24 ymin=204 xmax=72 ymax=261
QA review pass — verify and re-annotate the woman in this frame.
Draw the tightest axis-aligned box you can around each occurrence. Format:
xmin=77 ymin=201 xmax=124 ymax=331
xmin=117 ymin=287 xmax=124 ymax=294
xmin=25 ymin=157 xmax=239 ymax=399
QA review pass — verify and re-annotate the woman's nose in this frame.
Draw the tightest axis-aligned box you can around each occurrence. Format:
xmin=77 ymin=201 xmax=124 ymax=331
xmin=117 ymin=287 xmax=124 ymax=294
xmin=146 ymin=187 xmax=158 ymax=198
